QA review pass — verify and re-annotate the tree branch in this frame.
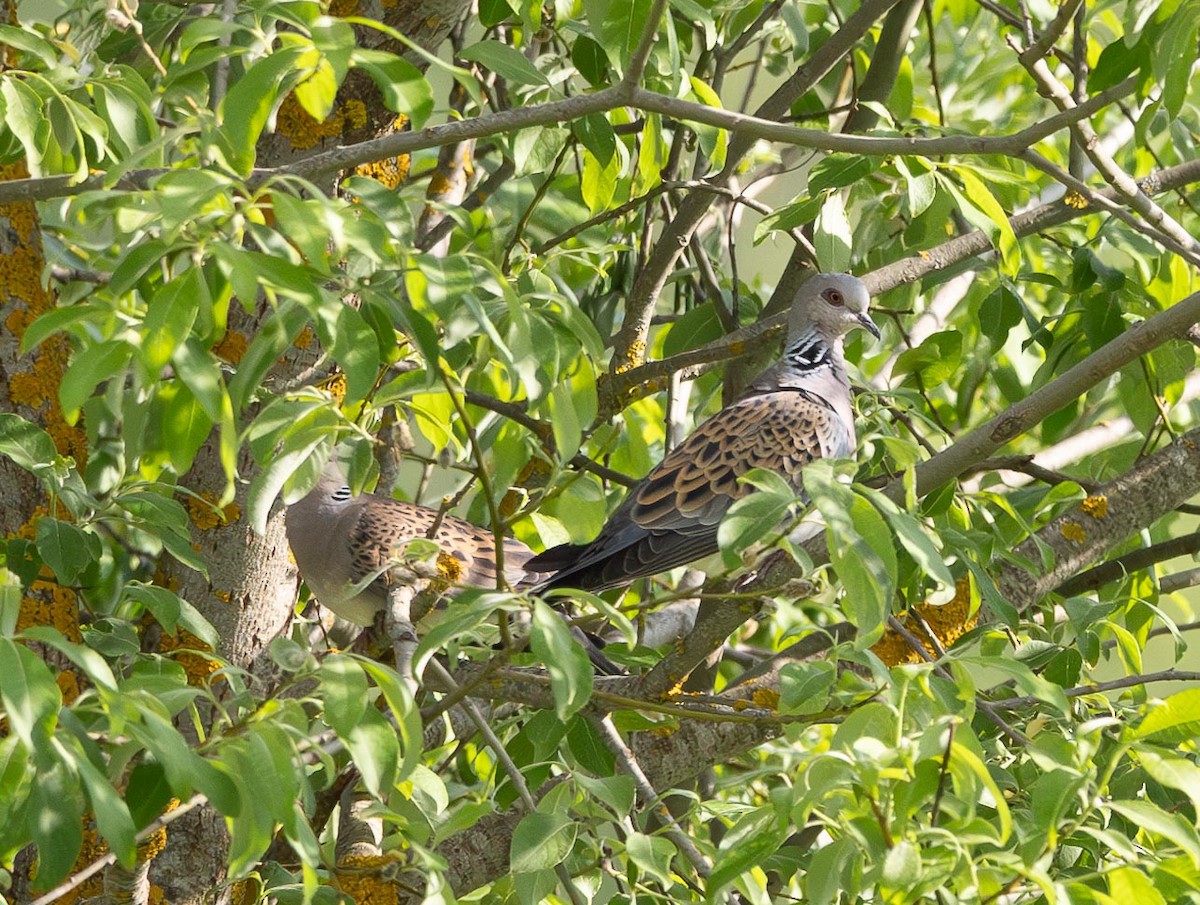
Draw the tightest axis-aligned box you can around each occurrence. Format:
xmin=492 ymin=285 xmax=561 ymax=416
xmin=898 ymin=289 xmax=1200 ymax=501
xmin=1054 ymin=531 xmax=1200 ymax=597
xmin=598 ymin=157 xmax=1200 ymax=416
xmin=995 ymin=425 xmax=1200 ymax=611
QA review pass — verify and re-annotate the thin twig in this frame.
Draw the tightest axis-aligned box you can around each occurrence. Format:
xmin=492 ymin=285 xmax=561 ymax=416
xmin=989 ymin=669 xmax=1200 ymax=710
xmin=594 ymin=715 xmax=716 ymax=882
xmin=424 ymin=660 xmax=588 ymax=905
xmin=28 ymin=794 xmax=207 ymax=905
xmin=886 ymin=615 xmax=1031 ymax=745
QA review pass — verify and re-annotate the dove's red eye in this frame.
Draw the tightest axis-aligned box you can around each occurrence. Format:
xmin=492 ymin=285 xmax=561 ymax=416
xmin=824 ymin=289 xmax=844 ymax=306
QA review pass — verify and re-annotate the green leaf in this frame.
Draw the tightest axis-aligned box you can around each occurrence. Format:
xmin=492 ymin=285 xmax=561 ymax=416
xmin=687 ymin=76 xmax=726 ymax=171
xmin=320 ymin=654 xmax=370 ymax=738
xmin=511 ymin=809 xmax=576 ymax=872
xmin=358 ymin=659 xmax=422 ymax=786
xmin=352 ymin=49 xmax=434 ymax=128
xmin=124 ymin=582 xmax=220 ymax=651
xmin=575 ymin=773 xmax=634 ymax=819
xmin=218 ymin=45 xmax=307 ymax=176
xmin=1108 ymin=866 xmax=1167 ymax=905
xmin=1154 ymin=1 xmax=1200 ymax=118
xmin=0 ymin=639 xmax=61 ymax=749
xmin=809 ymin=154 xmax=874 ymax=194
xmin=342 ymin=706 xmax=400 ymax=798
xmin=1 ymin=78 xmax=48 ymax=176
xmin=805 ymin=463 xmax=896 ymax=641
xmin=0 ymin=413 xmax=58 ymax=474
xmin=59 ymin=340 xmax=132 ymax=422
xmin=530 ymin=601 xmax=593 ymax=720
xmin=779 ymin=660 xmax=836 ymax=715
xmin=460 ymin=40 xmax=551 ymax=87
xmin=573 ymin=112 xmax=616 ymax=165
xmin=141 ymin=269 xmax=203 ymax=375
xmin=0 ymin=25 xmax=59 ymax=67
xmin=756 ymin=195 xmax=823 ymax=243
xmin=951 ymin=740 xmax=1012 ymax=842
xmin=20 ymin=627 xmax=118 ymax=695
xmin=1109 ymin=800 xmax=1200 ymax=866
xmin=710 ymin=806 xmax=788 ymax=891
xmin=1133 ymin=688 xmax=1200 ymax=743
xmin=891 ymin=330 xmax=963 ymax=387
xmin=896 ymin=157 xmax=937 ymax=219
xmin=548 ymin=381 xmax=583 ymax=461
xmin=864 ymin=490 xmax=956 ymax=590
xmin=626 ymin=832 xmax=677 ymax=886
xmin=572 ymin=35 xmax=610 ymax=87
xmin=65 ymin=738 xmax=138 ymax=868
xmin=943 ymin=167 xmax=1019 ymax=275
xmin=978 ymin=286 xmax=1023 ymax=346
xmin=813 ymin=192 xmax=852 ymax=272
xmin=27 ymin=752 xmax=84 ymax=888
xmin=585 ymin=0 xmax=655 ymax=67
xmin=581 ymin=147 xmax=619 ymax=213
xmin=718 ymin=480 xmax=793 ymax=554
xmin=1138 ymin=750 xmax=1200 ymax=815
xmin=881 ymin=840 xmax=922 ymax=899
xmin=35 ymin=517 xmax=99 ymax=586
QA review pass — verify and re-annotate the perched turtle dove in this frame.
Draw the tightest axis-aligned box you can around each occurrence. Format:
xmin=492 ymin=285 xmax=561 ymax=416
xmin=286 ymin=462 xmax=623 ymax=673
xmin=286 ymin=463 xmax=539 ymax=627
xmin=528 ymin=272 xmax=878 ymax=592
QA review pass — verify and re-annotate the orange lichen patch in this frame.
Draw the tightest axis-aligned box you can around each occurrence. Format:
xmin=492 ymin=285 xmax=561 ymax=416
xmin=344 ymin=99 xmax=368 ymax=131
xmin=152 ymin=566 xmax=181 ymax=594
xmin=293 ymin=325 xmax=315 ymax=350
xmin=328 ymin=0 xmax=360 ymax=15
xmin=159 ymin=630 xmax=222 ymax=685
xmin=1064 ymin=191 xmax=1088 ymax=209
xmin=1060 ymin=520 xmax=1087 ymax=543
xmin=873 ymin=577 xmax=976 ymax=666
xmin=1081 ymin=495 xmax=1108 ymax=519
xmin=276 ymin=94 xmax=369 ymax=151
xmin=436 ymin=551 xmax=463 ymax=584
xmin=12 ymin=502 xmax=74 ymax=540
xmin=318 ymin=371 xmax=347 ymax=404
xmin=186 ymin=491 xmax=241 ymax=530
xmin=148 ymin=886 xmax=167 ymax=905
xmin=354 ymin=155 xmax=409 ymax=189
xmin=613 ymin=340 xmax=646 ymax=372
xmin=751 ymin=687 xmax=780 ymax=710
xmin=57 ymin=669 xmax=83 ymax=705
xmin=212 ymin=329 xmax=248 ymax=364
xmin=332 ymin=852 xmax=409 ymax=904
xmin=2 ymin=161 xmax=89 ymax=462
xmin=17 ymin=580 xmax=83 ymax=642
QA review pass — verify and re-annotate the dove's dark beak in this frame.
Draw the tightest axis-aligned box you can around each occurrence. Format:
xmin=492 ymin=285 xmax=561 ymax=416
xmin=858 ymin=313 xmax=881 ymax=339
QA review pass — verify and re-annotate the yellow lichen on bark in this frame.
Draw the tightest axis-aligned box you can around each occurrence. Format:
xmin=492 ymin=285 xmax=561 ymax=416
xmin=333 ymin=852 xmax=409 ymax=904
xmin=1 ymin=162 xmax=88 ymax=461
xmin=186 ymin=491 xmax=241 ymax=530
xmin=158 ymin=629 xmax=222 ymax=685
xmin=212 ymin=329 xmax=248 ymax=364
xmin=275 ymin=94 xmax=368 ymax=150
xmin=17 ymin=579 xmax=83 ymax=642
xmin=1081 ymin=495 xmax=1108 ymax=519
xmin=872 ymin=577 xmax=976 ymax=666
xmin=1059 ymin=520 xmax=1087 ymax=543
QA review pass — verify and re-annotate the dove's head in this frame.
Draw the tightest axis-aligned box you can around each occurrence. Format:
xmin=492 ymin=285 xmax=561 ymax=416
xmin=788 ymin=273 xmax=879 ymax=342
